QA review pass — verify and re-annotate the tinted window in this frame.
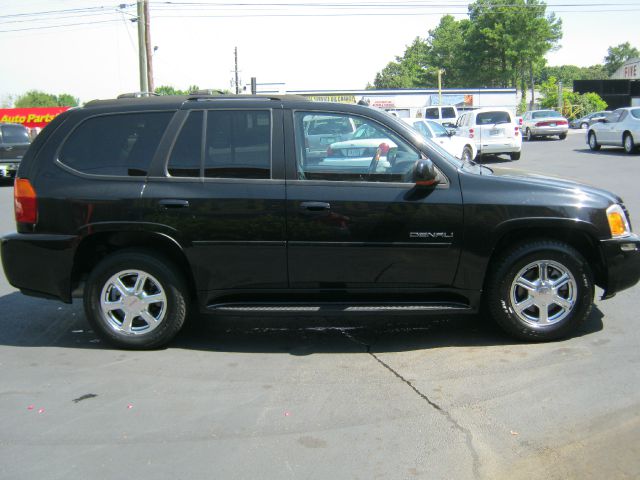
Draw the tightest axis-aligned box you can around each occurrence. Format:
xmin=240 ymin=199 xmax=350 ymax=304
xmin=1 ymin=124 xmax=30 ymax=144
xmin=424 ymin=108 xmax=439 ymax=119
xmin=631 ymin=108 xmax=640 ymax=119
xmin=295 ymin=112 xmax=421 ymax=183
xmin=441 ymin=107 xmax=456 ymax=119
xmin=168 ymin=111 xmax=203 ymax=177
xmin=204 ymin=110 xmax=270 ymax=179
xmin=476 ymin=111 xmax=512 ymax=125
xmin=60 ymin=112 xmax=172 ymax=176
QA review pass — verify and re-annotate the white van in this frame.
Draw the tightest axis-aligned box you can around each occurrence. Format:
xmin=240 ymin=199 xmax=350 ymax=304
xmin=455 ymin=108 xmax=522 ymax=160
xmin=422 ymin=105 xmax=459 ymax=126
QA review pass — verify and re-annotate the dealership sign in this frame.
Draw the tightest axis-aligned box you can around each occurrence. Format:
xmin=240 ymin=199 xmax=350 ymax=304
xmin=0 ymin=107 xmax=70 ymax=128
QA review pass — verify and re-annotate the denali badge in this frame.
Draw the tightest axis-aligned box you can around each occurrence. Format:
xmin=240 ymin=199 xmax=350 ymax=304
xmin=410 ymin=232 xmax=454 ymax=239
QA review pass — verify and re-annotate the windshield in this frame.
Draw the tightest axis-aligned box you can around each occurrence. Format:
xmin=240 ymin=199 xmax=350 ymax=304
xmin=532 ymin=110 xmax=562 ymax=119
xmin=426 ymin=120 xmax=449 ymax=137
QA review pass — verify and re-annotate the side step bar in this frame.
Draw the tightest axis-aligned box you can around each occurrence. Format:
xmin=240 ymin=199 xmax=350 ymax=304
xmin=207 ymin=302 xmax=471 ymax=314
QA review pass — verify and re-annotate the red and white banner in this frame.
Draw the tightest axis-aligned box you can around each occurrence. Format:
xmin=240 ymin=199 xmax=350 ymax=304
xmin=0 ymin=107 xmax=70 ymax=128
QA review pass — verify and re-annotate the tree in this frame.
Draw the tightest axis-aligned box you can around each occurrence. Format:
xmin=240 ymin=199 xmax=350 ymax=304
xmin=539 ymin=76 xmax=607 ymax=118
xmin=425 ymin=16 xmax=471 ymax=88
xmin=14 ymin=90 xmax=79 ymax=107
xmin=604 ymin=42 xmax=639 ymax=76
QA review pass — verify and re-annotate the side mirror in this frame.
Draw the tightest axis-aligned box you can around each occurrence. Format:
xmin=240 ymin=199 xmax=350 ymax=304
xmin=413 ymin=159 xmax=438 ymax=187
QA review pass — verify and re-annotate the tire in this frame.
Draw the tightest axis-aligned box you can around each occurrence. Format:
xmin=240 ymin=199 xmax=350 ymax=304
xmin=83 ymin=249 xmax=188 ymax=349
xmin=461 ymin=146 xmax=473 ymax=163
xmin=623 ymin=133 xmax=636 ymax=154
xmin=486 ymin=240 xmax=594 ymax=342
xmin=510 ymin=151 xmax=521 ymax=160
xmin=588 ymin=132 xmax=601 ymax=151
xmin=581 ymin=122 xmax=589 ymax=130
xmin=525 ymin=128 xmax=534 ymax=141
xmin=559 ymin=133 xmax=567 ymax=140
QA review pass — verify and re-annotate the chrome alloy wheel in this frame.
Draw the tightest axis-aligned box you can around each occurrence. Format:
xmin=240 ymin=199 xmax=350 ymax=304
xmin=624 ymin=134 xmax=634 ymax=153
xmin=509 ymin=260 xmax=577 ymax=327
xmin=100 ymin=270 xmax=167 ymax=335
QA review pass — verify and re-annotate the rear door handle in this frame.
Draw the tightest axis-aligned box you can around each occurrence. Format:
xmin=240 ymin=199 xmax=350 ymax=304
xmin=159 ymin=199 xmax=190 ymax=209
xmin=300 ymin=201 xmax=330 ymax=213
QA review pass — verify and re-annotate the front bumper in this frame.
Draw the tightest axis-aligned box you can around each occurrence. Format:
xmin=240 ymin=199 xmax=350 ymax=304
xmin=600 ymin=234 xmax=640 ymax=298
xmin=0 ymin=161 xmax=20 ymax=178
xmin=1 ymin=233 xmax=78 ymax=303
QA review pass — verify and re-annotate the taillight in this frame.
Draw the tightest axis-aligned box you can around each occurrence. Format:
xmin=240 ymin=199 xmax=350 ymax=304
xmin=558 ymin=120 xmax=568 ymax=125
xmin=469 ymin=128 xmax=474 ymax=139
xmin=519 ymin=118 xmax=523 ymax=126
xmin=515 ymin=126 xmax=519 ymax=136
xmin=535 ymin=121 xmax=546 ymax=127
xmin=14 ymin=178 xmax=37 ymax=224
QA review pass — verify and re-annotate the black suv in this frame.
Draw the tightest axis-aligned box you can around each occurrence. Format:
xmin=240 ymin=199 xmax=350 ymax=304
xmin=2 ymin=95 xmax=640 ymax=349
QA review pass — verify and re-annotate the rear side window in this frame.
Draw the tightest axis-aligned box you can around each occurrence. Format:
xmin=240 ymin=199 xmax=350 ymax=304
xmin=631 ymin=108 xmax=640 ymax=119
xmin=441 ymin=107 xmax=456 ymax=119
xmin=424 ymin=107 xmax=439 ymax=119
xmin=59 ymin=112 xmax=172 ymax=176
xmin=167 ymin=110 xmax=271 ymax=179
xmin=205 ymin=111 xmax=270 ymax=179
xmin=1 ymin=124 xmax=30 ymax=144
xmin=476 ymin=111 xmax=512 ymax=125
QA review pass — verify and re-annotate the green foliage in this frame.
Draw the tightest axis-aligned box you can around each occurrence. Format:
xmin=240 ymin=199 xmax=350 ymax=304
xmin=539 ymin=76 xmax=607 ymax=118
xmin=155 ymin=85 xmax=231 ymax=95
xmin=604 ymin=42 xmax=639 ymax=76
xmin=14 ymin=90 xmax=79 ymax=108
xmin=535 ymin=64 xmax=607 ymax=87
xmin=371 ymin=0 xmax=562 ymax=90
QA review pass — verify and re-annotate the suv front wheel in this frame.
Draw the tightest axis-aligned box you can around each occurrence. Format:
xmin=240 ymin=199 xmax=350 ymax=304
xmin=486 ymin=240 xmax=594 ymax=341
xmin=84 ymin=249 xmax=188 ymax=349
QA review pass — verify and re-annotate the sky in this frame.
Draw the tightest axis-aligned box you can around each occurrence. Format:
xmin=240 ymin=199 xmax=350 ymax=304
xmin=1 ymin=0 xmax=638 ymax=104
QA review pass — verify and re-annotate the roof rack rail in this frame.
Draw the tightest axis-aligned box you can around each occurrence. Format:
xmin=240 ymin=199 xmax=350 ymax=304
xmin=189 ymin=89 xmax=226 ymax=95
xmin=116 ymin=92 xmax=159 ymax=99
xmin=185 ymin=94 xmax=309 ymax=102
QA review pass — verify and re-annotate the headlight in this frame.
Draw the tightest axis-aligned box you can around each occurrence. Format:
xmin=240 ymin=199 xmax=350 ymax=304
xmin=607 ymin=204 xmax=631 ymax=238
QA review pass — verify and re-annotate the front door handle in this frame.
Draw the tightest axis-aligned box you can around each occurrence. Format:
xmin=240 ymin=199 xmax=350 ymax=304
xmin=159 ymin=199 xmax=190 ymax=209
xmin=300 ymin=201 xmax=330 ymax=214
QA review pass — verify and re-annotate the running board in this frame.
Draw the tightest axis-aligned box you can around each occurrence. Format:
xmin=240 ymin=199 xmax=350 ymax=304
xmin=207 ymin=302 xmax=471 ymax=314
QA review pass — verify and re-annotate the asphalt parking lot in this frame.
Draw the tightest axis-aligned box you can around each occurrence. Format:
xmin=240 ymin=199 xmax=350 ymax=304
xmin=1 ymin=129 xmax=639 ymax=479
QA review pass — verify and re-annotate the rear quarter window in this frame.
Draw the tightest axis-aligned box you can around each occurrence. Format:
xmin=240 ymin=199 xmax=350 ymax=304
xmin=630 ymin=109 xmax=640 ymax=119
xmin=59 ymin=111 xmax=173 ymax=176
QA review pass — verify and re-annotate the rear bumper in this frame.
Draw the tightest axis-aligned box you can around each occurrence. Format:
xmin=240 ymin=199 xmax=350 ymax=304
xmin=530 ymin=126 xmax=568 ymax=136
xmin=600 ymin=234 xmax=640 ymax=297
xmin=478 ymin=140 xmax=521 ymax=155
xmin=1 ymin=232 xmax=78 ymax=303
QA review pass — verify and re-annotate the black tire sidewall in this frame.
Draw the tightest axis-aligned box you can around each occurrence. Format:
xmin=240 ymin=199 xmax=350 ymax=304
xmin=84 ymin=250 xmax=187 ymax=349
xmin=488 ymin=243 xmax=594 ymax=341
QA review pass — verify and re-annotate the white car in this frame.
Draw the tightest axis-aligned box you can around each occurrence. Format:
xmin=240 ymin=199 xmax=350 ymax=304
xmin=402 ymin=117 xmax=477 ymax=162
xmin=587 ymin=107 xmax=640 ymax=154
xmin=455 ymin=108 xmax=522 ymax=160
xmin=521 ymin=110 xmax=569 ymax=140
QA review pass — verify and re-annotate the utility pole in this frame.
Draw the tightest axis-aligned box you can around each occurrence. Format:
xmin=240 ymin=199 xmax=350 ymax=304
xmin=437 ymin=69 xmax=445 ymax=106
xmin=137 ymin=1 xmax=148 ymax=93
xmin=144 ymin=0 xmax=154 ymax=93
xmin=234 ymin=47 xmax=239 ymax=94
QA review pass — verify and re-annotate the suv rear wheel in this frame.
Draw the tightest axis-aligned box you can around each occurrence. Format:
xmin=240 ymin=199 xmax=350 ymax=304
xmin=486 ymin=240 xmax=594 ymax=341
xmin=84 ymin=249 xmax=188 ymax=349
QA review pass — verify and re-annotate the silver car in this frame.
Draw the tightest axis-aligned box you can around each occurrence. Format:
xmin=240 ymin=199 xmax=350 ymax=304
xmin=587 ymin=107 xmax=640 ymax=154
xmin=521 ymin=110 xmax=569 ymax=140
